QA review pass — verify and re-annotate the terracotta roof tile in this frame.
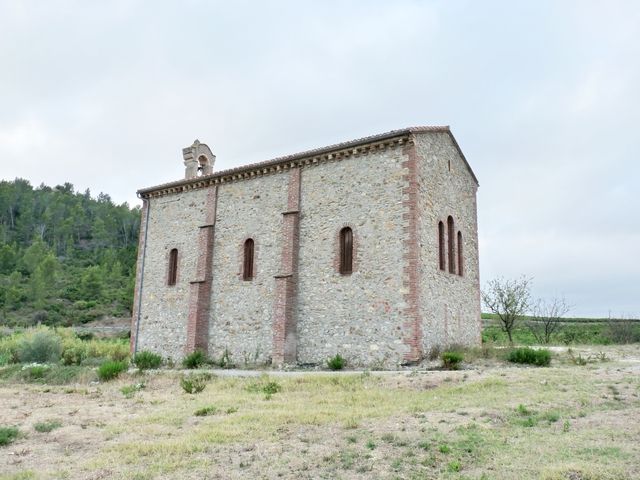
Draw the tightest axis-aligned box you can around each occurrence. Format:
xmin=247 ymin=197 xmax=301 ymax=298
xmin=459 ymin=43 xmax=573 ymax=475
xmin=138 ymin=126 xmax=477 ymax=196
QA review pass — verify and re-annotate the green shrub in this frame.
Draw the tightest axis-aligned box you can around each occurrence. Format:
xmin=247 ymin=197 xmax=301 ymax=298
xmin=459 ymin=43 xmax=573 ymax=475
xmin=0 ymin=353 xmax=10 ymax=366
xmin=327 ymin=353 xmax=346 ymax=370
xmin=97 ymin=360 xmax=128 ymax=381
xmin=507 ymin=347 xmax=551 ymax=366
xmin=75 ymin=331 xmax=94 ymax=341
xmin=133 ymin=351 xmax=162 ymax=370
xmin=605 ymin=321 xmax=640 ymax=344
xmin=0 ymin=334 xmax=20 ymax=364
xmin=441 ymin=351 xmax=463 ymax=370
xmin=85 ymin=339 xmax=130 ymax=362
xmin=17 ymin=329 xmax=62 ymax=363
xmin=180 ymin=373 xmax=210 ymax=393
xmin=194 ymin=405 xmax=218 ymax=416
xmin=438 ymin=444 xmax=451 ymax=454
xmin=183 ymin=350 xmax=207 ymax=369
xmin=262 ymin=381 xmax=281 ymax=395
xmin=59 ymin=333 xmax=130 ymax=366
xmin=22 ymin=364 xmax=49 ymax=380
xmin=542 ymin=411 xmax=560 ymax=423
xmin=0 ymin=426 xmax=19 ymax=446
xmin=14 ymin=364 xmax=92 ymax=384
xmin=61 ymin=343 xmax=87 ymax=366
xmin=34 ymin=420 xmax=62 ymax=433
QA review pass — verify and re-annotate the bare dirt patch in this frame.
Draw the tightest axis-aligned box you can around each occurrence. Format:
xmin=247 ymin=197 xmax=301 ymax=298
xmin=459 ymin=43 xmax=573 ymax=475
xmin=1 ymin=345 xmax=639 ymax=480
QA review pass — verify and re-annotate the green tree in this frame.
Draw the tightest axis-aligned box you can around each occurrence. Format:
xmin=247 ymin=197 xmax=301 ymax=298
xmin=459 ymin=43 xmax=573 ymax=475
xmin=30 ymin=254 xmax=59 ymax=309
xmin=78 ymin=265 xmax=104 ymax=301
xmin=0 ymin=179 xmax=140 ymax=325
xmin=0 ymin=243 xmax=18 ymax=274
xmin=20 ymin=239 xmax=49 ymax=275
xmin=4 ymin=271 xmax=26 ymax=310
xmin=481 ymin=276 xmax=532 ymax=344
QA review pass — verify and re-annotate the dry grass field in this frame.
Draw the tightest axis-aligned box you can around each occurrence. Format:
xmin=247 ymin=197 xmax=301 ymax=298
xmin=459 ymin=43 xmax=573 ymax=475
xmin=1 ymin=345 xmax=639 ymax=480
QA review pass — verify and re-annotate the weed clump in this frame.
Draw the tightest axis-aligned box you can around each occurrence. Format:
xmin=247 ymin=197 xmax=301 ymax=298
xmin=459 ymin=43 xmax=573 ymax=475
xmin=567 ymin=348 xmax=588 ymax=365
xmin=183 ymin=350 xmax=207 ymax=369
xmin=194 ymin=405 xmax=218 ymax=416
xmin=21 ymin=363 xmax=49 ymax=380
xmin=246 ymin=376 xmax=282 ymax=399
xmin=97 ymin=360 xmax=128 ymax=381
xmin=441 ymin=351 xmax=463 ymax=370
xmin=180 ymin=372 xmax=211 ymax=394
xmin=34 ymin=420 xmax=62 ymax=433
xmin=120 ymin=383 xmax=145 ymax=398
xmin=217 ymin=348 xmax=234 ymax=369
xmin=327 ymin=354 xmax=346 ymax=370
xmin=438 ymin=444 xmax=451 ymax=454
xmin=507 ymin=347 xmax=550 ymax=366
xmin=0 ymin=426 xmax=19 ymax=446
xmin=133 ymin=351 xmax=162 ymax=370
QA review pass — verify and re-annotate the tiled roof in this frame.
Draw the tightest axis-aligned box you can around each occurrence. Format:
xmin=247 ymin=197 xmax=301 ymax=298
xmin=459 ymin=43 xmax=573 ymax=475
xmin=137 ymin=126 xmax=477 ymax=197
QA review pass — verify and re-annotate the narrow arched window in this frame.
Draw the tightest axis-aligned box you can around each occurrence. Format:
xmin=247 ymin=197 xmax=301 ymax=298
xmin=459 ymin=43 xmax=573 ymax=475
xmin=447 ymin=216 xmax=456 ymax=274
xmin=339 ymin=227 xmax=353 ymax=275
xmin=438 ymin=221 xmax=445 ymax=271
xmin=457 ymin=231 xmax=463 ymax=276
xmin=243 ymin=238 xmax=254 ymax=280
xmin=168 ymin=248 xmax=178 ymax=286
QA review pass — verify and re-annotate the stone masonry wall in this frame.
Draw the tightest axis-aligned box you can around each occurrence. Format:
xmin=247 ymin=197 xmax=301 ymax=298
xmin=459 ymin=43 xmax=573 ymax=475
xmin=414 ymin=132 xmax=481 ymax=354
xmin=135 ymin=188 xmax=209 ymax=361
xmin=208 ymin=172 xmax=289 ymax=365
xmin=296 ymin=145 xmax=410 ymax=367
xmin=133 ymin=130 xmax=481 ymax=367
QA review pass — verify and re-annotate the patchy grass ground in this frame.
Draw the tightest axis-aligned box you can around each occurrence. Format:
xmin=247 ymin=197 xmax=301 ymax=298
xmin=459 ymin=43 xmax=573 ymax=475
xmin=0 ymin=345 xmax=638 ymax=480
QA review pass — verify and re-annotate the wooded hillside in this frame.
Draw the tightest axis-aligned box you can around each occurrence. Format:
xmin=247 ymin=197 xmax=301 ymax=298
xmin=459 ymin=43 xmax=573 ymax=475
xmin=0 ymin=179 xmax=140 ymax=327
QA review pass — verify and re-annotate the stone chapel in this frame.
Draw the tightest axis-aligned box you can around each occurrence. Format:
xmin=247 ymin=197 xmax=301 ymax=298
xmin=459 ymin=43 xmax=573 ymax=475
xmin=130 ymin=127 xmax=481 ymax=367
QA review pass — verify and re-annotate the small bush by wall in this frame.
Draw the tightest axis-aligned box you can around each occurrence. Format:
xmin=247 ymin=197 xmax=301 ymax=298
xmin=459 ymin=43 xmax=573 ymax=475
xmin=183 ymin=350 xmax=207 ymax=369
xmin=441 ymin=351 xmax=464 ymax=370
xmin=327 ymin=354 xmax=346 ymax=371
xmin=133 ymin=351 xmax=162 ymax=370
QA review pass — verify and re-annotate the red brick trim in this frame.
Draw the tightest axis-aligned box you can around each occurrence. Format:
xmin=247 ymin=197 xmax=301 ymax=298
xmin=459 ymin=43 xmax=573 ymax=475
xmin=185 ymin=186 xmax=218 ymax=355
xmin=130 ymin=199 xmax=149 ymax=354
xmin=401 ymin=140 xmax=423 ymax=363
xmin=272 ymin=167 xmax=301 ymax=366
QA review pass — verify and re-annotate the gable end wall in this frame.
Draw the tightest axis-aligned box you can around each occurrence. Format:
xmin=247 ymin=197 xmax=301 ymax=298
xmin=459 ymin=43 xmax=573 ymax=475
xmin=414 ymin=132 xmax=481 ymax=354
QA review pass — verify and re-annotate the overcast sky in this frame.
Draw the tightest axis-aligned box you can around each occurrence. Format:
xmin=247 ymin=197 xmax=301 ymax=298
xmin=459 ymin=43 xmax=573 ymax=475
xmin=1 ymin=0 xmax=638 ymax=317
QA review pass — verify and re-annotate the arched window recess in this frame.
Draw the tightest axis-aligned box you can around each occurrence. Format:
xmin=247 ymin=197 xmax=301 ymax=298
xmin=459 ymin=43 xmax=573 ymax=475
xmin=339 ymin=227 xmax=353 ymax=275
xmin=243 ymin=238 xmax=254 ymax=280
